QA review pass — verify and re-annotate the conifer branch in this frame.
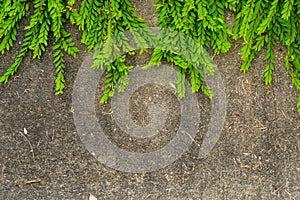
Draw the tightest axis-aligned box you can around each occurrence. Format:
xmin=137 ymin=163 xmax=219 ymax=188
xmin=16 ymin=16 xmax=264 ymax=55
xmin=0 ymin=0 xmax=28 ymax=54
xmin=0 ymin=0 xmax=299 ymax=114
xmin=0 ymin=0 xmax=79 ymax=94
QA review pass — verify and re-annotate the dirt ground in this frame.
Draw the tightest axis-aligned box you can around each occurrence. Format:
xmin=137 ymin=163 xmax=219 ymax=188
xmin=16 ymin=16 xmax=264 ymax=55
xmin=0 ymin=0 xmax=299 ymax=199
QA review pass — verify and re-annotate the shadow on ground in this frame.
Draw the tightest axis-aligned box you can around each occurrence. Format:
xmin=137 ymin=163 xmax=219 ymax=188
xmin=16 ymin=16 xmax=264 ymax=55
xmin=0 ymin=0 xmax=299 ymax=199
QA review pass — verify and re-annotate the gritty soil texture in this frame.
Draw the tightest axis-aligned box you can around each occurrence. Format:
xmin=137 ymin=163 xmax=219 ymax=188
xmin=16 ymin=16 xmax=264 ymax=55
xmin=0 ymin=0 xmax=299 ymax=199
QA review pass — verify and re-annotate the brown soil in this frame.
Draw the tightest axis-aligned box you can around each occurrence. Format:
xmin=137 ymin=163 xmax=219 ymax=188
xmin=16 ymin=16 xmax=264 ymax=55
xmin=0 ymin=0 xmax=299 ymax=199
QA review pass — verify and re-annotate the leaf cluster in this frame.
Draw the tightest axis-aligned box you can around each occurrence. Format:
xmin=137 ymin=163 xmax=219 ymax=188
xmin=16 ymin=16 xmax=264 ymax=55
xmin=0 ymin=0 xmax=79 ymax=94
xmin=233 ymin=0 xmax=300 ymax=113
xmin=71 ymin=0 xmax=154 ymax=103
xmin=150 ymin=0 xmax=232 ymax=99
xmin=0 ymin=0 xmax=299 ymax=114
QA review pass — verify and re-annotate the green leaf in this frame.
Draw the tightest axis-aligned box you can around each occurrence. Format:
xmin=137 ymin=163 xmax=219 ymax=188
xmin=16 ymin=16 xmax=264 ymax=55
xmin=281 ymin=0 xmax=294 ymax=20
xmin=176 ymin=67 xmax=186 ymax=98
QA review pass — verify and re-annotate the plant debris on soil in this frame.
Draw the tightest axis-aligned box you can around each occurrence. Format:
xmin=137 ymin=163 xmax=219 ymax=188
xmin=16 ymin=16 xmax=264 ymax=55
xmin=0 ymin=0 xmax=299 ymax=199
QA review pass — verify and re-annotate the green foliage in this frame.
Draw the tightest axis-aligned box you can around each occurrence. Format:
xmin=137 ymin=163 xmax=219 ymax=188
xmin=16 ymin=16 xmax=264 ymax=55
xmin=0 ymin=0 xmax=299 ymax=113
xmin=233 ymin=0 xmax=300 ymax=113
xmin=149 ymin=0 xmax=226 ymax=98
xmin=78 ymin=0 xmax=153 ymax=103
xmin=0 ymin=0 xmax=28 ymax=54
xmin=98 ymin=56 xmax=134 ymax=104
xmin=0 ymin=0 xmax=29 ymax=83
xmin=0 ymin=0 xmax=79 ymax=94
